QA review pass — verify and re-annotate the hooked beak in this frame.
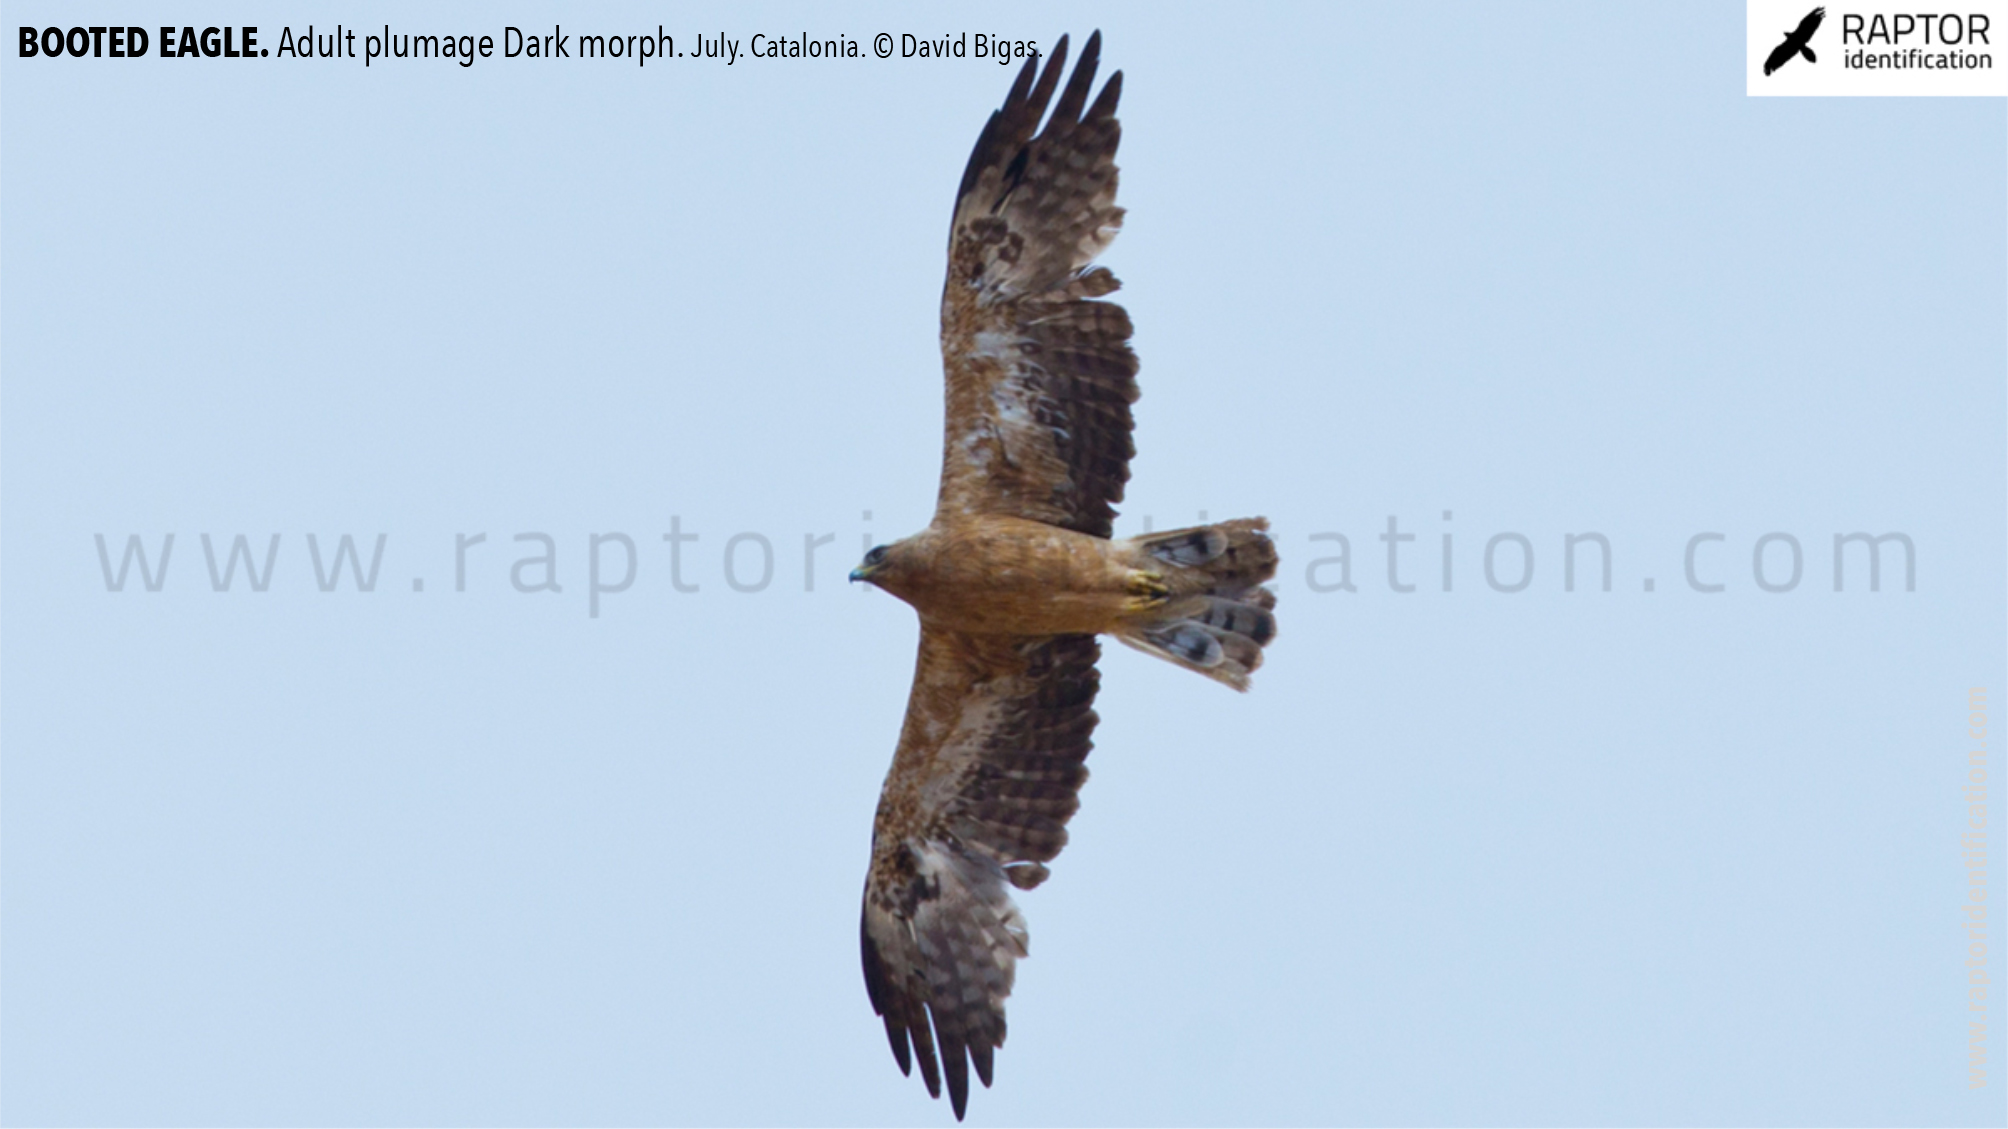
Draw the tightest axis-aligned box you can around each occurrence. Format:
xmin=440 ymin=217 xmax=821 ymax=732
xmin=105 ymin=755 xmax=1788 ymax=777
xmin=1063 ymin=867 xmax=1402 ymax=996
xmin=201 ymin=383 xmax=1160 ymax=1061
xmin=849 ymin=567 xmax=868 ymax=583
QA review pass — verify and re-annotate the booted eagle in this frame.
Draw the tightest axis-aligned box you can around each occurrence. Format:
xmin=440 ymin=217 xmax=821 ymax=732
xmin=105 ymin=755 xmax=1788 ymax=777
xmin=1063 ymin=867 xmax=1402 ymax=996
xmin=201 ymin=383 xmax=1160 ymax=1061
xmin=849 ymin=32 xmax=1278 ymax=1120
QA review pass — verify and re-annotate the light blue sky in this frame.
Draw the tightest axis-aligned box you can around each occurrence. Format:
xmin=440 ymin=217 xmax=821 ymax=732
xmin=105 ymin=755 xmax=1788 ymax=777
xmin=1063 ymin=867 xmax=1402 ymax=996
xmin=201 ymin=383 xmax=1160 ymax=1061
xmin=4 ymin=3 xmax=2003 ymax=1125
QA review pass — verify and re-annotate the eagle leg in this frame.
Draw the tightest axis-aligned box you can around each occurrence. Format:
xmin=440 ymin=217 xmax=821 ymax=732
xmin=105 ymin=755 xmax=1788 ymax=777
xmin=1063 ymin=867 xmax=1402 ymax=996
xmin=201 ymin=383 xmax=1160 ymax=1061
xmin=1123 ymin=569 xmax=1171 ymax=609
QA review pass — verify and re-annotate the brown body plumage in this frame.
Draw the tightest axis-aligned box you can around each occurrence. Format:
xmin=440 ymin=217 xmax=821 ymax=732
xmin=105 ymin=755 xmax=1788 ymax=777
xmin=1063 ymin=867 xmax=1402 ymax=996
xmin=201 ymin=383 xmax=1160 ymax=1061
xmin=851 ymin=33 xmax=1278 ymax=1120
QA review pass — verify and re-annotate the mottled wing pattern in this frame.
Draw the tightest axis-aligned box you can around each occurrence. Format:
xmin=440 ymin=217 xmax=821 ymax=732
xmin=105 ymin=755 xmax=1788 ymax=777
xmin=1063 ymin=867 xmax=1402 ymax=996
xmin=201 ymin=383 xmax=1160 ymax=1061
xmin=937 ymin=32 xmax=1138 ymax=539
xmin=861 ymin=628 xmax=1099 ymax=1119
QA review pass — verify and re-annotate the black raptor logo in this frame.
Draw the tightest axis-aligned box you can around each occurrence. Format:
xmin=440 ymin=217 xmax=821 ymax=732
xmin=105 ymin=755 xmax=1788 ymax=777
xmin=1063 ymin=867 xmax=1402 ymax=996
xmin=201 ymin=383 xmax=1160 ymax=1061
xmin=1765 ymin=7 xmax=1826 ymax=75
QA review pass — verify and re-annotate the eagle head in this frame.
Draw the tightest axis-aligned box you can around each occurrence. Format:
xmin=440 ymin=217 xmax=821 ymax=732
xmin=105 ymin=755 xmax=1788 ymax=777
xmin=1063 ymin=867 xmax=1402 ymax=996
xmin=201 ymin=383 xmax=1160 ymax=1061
xmin=850 ymin=544 xmax=890 ymax=583
xmin=851 ymin=535 xmax=934 ymax=602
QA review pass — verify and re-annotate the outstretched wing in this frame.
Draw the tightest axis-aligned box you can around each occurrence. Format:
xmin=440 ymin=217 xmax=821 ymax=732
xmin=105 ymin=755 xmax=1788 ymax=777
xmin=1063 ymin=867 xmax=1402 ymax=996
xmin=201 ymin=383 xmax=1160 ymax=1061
xmin=1794 ymin=6 xmax=1826 ymax=39
xmin=861 ymin=628 xmax=1099 ymax=1120
xmin=936 ymin=32 xmax=1139 ymax=539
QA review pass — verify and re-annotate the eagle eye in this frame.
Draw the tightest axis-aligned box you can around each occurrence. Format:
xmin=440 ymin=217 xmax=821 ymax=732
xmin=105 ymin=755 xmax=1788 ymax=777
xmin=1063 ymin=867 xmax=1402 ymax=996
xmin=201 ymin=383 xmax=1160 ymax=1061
xmin=864 ymin=545 xmax=889 ymax=566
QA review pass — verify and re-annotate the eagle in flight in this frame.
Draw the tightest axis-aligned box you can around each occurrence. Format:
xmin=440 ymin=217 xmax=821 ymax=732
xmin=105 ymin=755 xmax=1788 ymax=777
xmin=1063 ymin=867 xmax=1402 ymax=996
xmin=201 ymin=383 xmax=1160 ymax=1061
xmin=848 ymin=32 xmax=1279 ymax=1120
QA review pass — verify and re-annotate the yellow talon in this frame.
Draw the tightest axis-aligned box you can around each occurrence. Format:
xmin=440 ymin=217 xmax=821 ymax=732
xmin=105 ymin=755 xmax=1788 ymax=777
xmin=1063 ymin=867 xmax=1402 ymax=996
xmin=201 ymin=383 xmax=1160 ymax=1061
xmin=1126 ymin=570 xmax=1170 ymax=604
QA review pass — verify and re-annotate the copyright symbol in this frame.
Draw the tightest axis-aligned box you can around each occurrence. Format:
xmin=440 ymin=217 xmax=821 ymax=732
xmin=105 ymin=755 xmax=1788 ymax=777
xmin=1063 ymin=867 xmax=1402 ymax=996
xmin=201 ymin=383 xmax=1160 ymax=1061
xmin=874 ymin=32 xmax=891 ymax=58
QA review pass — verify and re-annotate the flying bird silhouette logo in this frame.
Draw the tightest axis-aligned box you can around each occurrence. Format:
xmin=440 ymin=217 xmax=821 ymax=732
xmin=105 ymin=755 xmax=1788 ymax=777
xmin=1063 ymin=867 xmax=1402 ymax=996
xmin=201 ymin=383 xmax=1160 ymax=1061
xmin=1765 ymin=7 xmax=1825 ymax=75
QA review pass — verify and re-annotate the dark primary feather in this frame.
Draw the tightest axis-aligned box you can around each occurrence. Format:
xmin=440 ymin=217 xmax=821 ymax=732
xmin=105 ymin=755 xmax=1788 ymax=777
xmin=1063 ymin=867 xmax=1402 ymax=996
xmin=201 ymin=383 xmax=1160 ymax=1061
xmin=861 ymin=630 xmax=1100 ymax=1120
xmin=937 ymin=31 xmax=1138 ymax=539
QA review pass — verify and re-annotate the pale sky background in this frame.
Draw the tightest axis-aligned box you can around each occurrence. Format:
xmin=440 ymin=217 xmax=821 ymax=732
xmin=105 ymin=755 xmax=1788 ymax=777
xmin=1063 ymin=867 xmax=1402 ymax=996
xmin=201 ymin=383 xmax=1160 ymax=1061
xmin=4 ymin=2 xmax=2004 ymax=1126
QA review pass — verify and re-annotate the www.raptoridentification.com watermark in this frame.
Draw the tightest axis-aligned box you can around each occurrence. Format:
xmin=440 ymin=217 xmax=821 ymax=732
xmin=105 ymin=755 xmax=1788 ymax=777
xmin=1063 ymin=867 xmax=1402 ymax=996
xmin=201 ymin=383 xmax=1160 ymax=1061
xmin=1965 ymin=686 xmax=1992 ymax=1089
xmin=89 ymin=511 xmax=1920 ymax=618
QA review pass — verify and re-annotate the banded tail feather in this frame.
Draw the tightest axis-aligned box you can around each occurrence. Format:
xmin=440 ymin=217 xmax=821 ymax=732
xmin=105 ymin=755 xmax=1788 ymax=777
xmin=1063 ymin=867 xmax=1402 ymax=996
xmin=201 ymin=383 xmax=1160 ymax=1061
xmin=1119 ymin=517 xmax=1278 ymax=690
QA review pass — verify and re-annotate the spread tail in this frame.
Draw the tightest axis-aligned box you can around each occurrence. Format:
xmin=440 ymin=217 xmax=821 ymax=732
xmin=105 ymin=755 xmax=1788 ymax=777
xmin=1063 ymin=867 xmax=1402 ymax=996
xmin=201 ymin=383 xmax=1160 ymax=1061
xmin=1116 ymin=517 xmax=1278 ymax=691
